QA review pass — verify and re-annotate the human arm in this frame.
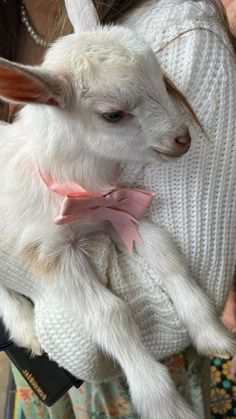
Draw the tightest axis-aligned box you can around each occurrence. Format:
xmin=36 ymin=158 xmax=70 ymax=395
xmin=1 ymin=0 xmax=236 ymax=383
xmin=0 ymin=233 xmax=121 ymax=382
xmin=223 ymin=275 xmax=236 ymax=334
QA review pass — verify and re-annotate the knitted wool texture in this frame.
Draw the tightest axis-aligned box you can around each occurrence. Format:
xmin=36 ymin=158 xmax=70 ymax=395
xmin=0 ymin=0 xmax=236 ymax=381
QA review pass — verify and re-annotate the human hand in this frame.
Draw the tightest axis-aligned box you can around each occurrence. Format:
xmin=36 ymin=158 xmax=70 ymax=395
xmin=222 ymin=278 xmax=236 ymax=381
xmin=223 ymin=275 xmax=236 ymax=334
xmin=222 ymin=0 xmax=236 ymax=36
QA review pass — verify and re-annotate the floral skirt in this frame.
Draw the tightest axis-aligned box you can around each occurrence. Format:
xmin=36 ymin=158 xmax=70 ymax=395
xmin=211 ymin=357 xmax=236 ymax=418
xmin=11 ymin=347 xmax=210 ymax=419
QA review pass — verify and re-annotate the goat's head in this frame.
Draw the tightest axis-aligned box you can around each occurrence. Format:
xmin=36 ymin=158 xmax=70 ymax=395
xmin=0 ymin=0 xmax=191 ymax=166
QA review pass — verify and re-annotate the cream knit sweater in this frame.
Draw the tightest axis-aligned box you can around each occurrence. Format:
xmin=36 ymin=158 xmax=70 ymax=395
xmin=0 ymin=0 xmax=236 ymax=382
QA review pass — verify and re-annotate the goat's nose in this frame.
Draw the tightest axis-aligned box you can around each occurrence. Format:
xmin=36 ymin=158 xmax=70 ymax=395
xmin=174 ymin=128 xmax=191 ymax=155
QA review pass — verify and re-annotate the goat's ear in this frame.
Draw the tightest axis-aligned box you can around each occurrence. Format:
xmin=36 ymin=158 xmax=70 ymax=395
xmin=64 ymin=0 xmax=100 ymax=32
xmin=0 ymin=58 xmax=70 ymax=108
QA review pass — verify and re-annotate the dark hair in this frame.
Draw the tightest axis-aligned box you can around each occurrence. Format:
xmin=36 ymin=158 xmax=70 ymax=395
xmin=0 ymin=0 xmax=20 ymax=60
xmin=0 ymin=0 xmax=147 ymax=60
xmin=93 ymin=0 xmax=147 ymax=23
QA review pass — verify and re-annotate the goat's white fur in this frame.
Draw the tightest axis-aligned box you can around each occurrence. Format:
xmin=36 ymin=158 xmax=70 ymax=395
xmin=0 ymin=17 xmax=235 ymax=419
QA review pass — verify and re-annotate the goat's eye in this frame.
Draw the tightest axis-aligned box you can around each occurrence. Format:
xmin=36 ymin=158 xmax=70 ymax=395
xmin=102 ymin=111 xmax=125 ymax=122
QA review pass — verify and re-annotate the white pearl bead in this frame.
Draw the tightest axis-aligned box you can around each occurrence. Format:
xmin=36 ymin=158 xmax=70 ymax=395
xmin=20 ymin=2 xmax=47 ymax=48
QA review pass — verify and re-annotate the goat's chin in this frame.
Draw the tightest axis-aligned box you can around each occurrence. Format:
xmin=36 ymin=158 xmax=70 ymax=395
xmin=155 ymin=154 xmax=180 ymax=162
xmin=150 ymin=149 xmax=182 ymax=162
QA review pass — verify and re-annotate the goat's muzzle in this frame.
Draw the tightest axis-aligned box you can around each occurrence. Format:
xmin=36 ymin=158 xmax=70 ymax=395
xmin=152 ymin=127 xmax=191 ymax=158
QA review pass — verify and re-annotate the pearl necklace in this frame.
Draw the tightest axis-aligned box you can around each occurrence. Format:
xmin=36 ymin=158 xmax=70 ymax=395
xmin=20 ymin=2 xmax=48 ymax=48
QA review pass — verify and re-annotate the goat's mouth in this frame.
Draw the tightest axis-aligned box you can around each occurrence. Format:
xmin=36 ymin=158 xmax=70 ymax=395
xmin=151 ymin=142 xmax=191 ymax=158
xmin=151 ymin=148 xmax=186 ymax=159
xmin=152 ymin=149 xmax=180 ymax=158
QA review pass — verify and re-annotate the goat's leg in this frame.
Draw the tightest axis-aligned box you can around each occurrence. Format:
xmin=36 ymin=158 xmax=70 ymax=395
xmin=85 ymin=285 xmax=198 ymax=419
xmin=55 ymin=250 xmax=198 ymax=419
xmin=136 ymin=221 xmax=236 ymax=358
xmin=0 ymin=284 xmax=42 ymax=355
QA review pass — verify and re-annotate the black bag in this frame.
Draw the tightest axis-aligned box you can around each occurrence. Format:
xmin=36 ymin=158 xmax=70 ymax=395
xmin=0 ymin=318 xmax=83 ymax=406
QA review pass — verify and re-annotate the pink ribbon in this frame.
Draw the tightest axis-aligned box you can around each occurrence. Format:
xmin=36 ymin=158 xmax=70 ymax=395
xmin=39 ymin=172 xmax=155 ymax=254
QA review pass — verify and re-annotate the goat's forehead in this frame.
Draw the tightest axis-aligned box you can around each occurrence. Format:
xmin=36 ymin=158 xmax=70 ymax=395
xmin=43 ymin=30 xmax=153 ymax=75
xmin=43 ymin=29 xmax=164 ymax=100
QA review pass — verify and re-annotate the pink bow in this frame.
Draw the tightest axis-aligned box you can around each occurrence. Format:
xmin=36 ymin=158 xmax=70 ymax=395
xmin=40 ymin=173 xmax=155 ymax=254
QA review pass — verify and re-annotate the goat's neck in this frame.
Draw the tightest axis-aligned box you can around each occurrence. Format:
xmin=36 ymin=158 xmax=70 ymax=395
xmin=36 ymin=151 xmax=122 ymax=195
xmin=17 ymin=110 xmax=122 ymax=195
xmin=68 ymin=154 xmax=122 ymax=194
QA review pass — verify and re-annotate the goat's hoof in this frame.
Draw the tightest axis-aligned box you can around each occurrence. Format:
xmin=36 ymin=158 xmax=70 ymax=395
xmin=213 ymin=353 xmax=231 ymax=360
xmin=14 ymin=329 xmax=43 ymax=357
xmin=194 ymin=324 xmax=236 ymax=358
xmin=25 ymin=337 xmax=43 ymax=357
xmin=10 ymin=302 xmax=43 ymax=356
xmin=135 ymin=391 xmax=198 ymax=419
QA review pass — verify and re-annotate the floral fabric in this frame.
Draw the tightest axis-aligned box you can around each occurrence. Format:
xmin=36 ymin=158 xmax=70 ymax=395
xmin=211 ymin=357 xmax=236 ymax=418
xmin=11 ymin=347 xmax=211 ymax=419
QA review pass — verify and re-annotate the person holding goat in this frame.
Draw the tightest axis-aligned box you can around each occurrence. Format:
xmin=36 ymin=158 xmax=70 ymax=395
xmin=0 ymin=0 xmax=236 ymax=418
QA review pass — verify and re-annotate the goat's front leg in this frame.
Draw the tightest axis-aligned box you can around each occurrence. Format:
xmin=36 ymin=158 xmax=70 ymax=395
xmin=54 ymin=247 xmax=197 ymax=419
xmin=0 ymin=284 xmax=42 ymax=355
xmin=136 ymin=221 xmax=236 ymax=358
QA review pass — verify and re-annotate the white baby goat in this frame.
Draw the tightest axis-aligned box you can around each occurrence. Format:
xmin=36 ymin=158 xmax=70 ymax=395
xmin=0 ymin=2 xmax=235 ymax=418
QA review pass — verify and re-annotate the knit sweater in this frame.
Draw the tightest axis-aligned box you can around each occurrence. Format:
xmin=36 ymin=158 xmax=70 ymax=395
xmin=0 ymin=0 xmax=236 ymax=382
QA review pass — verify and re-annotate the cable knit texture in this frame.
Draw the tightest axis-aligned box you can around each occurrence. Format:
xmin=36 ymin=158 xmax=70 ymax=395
xmin=0 ymin=0 xmax=236 ymax=381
